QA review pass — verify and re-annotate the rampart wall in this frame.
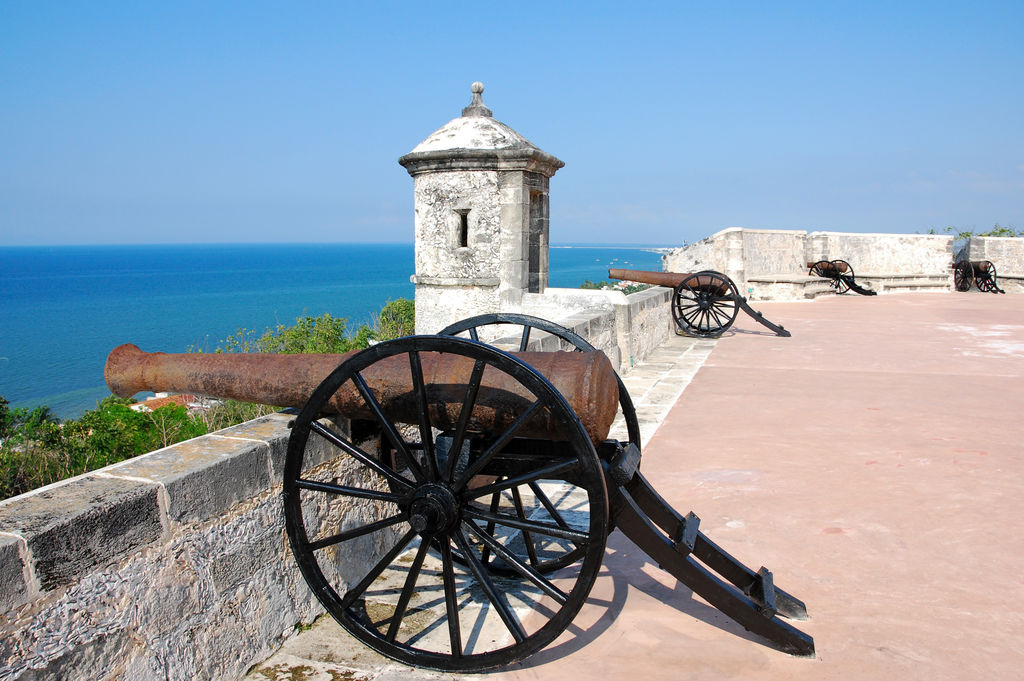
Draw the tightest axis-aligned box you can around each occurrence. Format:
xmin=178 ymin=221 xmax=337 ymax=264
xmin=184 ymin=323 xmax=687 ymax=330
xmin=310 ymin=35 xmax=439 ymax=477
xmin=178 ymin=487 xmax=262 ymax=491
xmin=663 ymin=228 xmax=962 ymax=299
xmin=959 ymin=236 xmax=1024 ymax=291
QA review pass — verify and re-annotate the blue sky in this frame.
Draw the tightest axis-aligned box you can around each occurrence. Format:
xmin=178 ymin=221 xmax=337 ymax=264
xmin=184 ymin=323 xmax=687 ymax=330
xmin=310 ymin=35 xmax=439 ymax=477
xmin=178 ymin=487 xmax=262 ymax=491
xmin=1 ymin=1 xmax=1021 ymax=246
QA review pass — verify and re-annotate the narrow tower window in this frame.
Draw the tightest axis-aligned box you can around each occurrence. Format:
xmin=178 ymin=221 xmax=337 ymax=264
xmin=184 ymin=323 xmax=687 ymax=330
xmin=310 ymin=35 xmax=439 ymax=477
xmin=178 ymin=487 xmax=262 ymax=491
xmin=457 ymin=210 xmax=470 ymax=248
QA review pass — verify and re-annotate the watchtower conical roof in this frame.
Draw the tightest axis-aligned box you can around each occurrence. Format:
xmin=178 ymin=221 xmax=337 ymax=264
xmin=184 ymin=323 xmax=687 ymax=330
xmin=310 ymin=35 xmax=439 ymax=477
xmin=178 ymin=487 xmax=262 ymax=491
xmin=398 ymin=82 xmax=564 ymax=177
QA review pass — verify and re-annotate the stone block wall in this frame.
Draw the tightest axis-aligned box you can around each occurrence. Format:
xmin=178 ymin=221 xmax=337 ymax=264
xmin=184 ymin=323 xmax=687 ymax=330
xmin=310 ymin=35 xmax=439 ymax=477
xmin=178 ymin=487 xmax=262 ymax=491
xmin=807 ymin=232 xmax=953 ymax=275
xmin=0 ymin=413 xmax=384 ymax=681
xmin=958 ymin=236 xmax=1024 ymax=292
xmin=522 ymin=286 xmax=673 ymax=373
xmin=664 ymin=228 xmax=960 ymax=298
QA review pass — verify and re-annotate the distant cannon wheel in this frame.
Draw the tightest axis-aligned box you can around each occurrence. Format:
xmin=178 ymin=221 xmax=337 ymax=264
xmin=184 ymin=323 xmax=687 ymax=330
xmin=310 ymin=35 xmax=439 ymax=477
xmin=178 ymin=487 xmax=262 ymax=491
xmin=438 ymin=313 xmax=638 ymax=576
xmin=976 ymin=261 xmax=997 ymax=292
xmin=671 ymin=270 xmax=740 ymax=338
xmin=954 ymin=261 xmax=974 ymax=292
xmin=830 ymin=260 xmax=853 ymax=295
xmin=283 ymin=336 xmax=608 ymax=672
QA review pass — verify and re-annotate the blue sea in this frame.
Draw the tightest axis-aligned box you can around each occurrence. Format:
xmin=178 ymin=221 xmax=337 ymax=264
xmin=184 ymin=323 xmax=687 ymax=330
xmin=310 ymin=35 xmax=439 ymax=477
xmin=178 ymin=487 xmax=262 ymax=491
xmin=0 ymin=243 xmax=666 ymax=419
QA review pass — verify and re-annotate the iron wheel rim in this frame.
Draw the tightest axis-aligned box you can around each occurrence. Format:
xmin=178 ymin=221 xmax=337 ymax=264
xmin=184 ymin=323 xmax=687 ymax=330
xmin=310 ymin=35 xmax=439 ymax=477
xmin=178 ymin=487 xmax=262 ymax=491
xmin=671 ymin=271 xmax=740 ymax=338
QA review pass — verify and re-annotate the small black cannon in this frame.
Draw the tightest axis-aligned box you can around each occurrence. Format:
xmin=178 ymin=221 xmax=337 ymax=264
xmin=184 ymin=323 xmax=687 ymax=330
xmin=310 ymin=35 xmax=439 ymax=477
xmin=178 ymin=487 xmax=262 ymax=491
xmin=807 ymin=260 xmax=877 ymax=296
xmin=953 ymin=260 xmax=1005 ymax=294
xmin=105 ymin=315 xmax=813 ymax=672
xmin=608 ymin=268 xmax=791 ymax=338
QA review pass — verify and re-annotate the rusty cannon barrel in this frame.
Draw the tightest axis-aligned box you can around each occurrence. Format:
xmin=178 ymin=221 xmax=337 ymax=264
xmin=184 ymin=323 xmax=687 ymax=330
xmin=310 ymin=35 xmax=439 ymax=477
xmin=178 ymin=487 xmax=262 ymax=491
xmin=105 ymin=343 xmax=620 ymax=443
xmin=807 ymin=260 xmax=847 ymax=274
xmin=608 ymin=268 xmax=732 ymax=296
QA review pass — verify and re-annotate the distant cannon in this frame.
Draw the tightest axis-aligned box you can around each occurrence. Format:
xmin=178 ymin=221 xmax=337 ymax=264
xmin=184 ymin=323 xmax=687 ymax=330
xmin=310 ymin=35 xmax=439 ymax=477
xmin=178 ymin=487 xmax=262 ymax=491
xmin=953 ymin=260 xmax=1005 ymax=294
xmin=807 ymin=260 xmax=877 ymax=296
xmin=608 ymin=268 xmax=791 ymax=338
xmin=105 ymin=318 xmax=813 ymax=671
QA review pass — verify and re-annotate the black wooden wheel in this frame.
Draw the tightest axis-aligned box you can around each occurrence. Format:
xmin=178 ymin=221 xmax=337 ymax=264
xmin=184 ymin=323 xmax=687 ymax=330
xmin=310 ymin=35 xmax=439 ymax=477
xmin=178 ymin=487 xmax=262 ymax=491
xmin=671 ymin=270 xmax=740 ymax=338
xmin=830 ymin=260 xmax=853 ymax=294
xmin=954 ymin=261 xmax=973 ymax=292
xmin=283 ymin=336 xmax=609 ymax=672
xmin=976 ymin=261 xmax=997 ymax=292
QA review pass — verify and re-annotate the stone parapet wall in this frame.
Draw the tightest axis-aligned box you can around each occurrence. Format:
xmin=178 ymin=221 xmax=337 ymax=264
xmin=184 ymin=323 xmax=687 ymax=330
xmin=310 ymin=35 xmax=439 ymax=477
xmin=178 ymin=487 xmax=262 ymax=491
xmin=961 ymin=236 xmax=1024 ymax=277
xmin=522 ymin=287 xmax=673 ymax=373
xmin=807 ymin=232 xmax=953 ymax=277
xmin=664 ymin=228 xmax=960 ymax=299
xmin=661 ymin=227 xmax=744 ymax=282
xmin=0 ymin=413 xmax=382 ymax=681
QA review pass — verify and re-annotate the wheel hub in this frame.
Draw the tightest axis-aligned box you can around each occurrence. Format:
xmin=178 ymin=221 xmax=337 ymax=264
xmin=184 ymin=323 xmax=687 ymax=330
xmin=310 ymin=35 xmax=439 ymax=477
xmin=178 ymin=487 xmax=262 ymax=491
xmin=408 ymin=484 xmax=459 ymax=536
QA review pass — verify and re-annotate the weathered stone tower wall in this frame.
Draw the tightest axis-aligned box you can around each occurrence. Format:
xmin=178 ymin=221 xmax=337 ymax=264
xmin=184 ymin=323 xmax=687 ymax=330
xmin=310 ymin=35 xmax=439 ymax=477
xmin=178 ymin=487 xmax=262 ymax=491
xmin=399 ymin=83 xmax=563 ymax=333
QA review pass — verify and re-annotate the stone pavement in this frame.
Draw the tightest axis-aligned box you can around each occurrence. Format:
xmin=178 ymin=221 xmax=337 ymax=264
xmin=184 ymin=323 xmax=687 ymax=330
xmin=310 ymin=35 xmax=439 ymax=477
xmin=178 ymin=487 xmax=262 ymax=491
xmin=246 ymin=292 xmax=1024 ymax=681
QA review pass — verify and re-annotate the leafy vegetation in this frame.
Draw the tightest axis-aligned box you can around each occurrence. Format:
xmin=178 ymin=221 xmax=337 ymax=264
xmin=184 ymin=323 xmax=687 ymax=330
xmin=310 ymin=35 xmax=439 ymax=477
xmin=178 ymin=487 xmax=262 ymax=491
xmin=580 ymin=279 xmax=652 ymax=295
xmin=924 ymin=223 xmax=1022 ymax=239
xmin=0 ymin=299 xmax=414 ymax=500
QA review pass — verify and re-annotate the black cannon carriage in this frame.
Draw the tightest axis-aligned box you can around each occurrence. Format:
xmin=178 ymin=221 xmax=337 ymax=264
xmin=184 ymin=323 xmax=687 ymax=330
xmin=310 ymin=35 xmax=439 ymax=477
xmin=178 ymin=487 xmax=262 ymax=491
xmin=953 ymin=260 xmax=1005 ymax=294
xmin=608 ymin=268 xmax=791 ymax=338
xmin=807 ymin=260 xmax=877 ymax=296
xmin=105 ymin=314 xmax=814 ymax=672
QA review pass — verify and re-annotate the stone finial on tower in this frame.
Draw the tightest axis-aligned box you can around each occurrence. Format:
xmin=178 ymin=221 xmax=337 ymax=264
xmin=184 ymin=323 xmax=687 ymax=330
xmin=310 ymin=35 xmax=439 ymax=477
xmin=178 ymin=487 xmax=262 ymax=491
xmin=461 ymin=81 xmax=493 ymax=118
xmin=399 ymin=83 xmax=564 ymax=333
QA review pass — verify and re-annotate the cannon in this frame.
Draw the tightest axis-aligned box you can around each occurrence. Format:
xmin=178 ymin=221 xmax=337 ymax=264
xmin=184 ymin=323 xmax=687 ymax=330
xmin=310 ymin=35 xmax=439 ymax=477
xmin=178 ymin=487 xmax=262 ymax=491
xmin=608 ymin=268 xmax=791 ymax=338
xmin=105 ymin=316 xmax=814 ymax=671
xmin=953 ymin=260 xmax=1005 ymax=294
xmin=807 ymin=260 xmax=877 ymax=296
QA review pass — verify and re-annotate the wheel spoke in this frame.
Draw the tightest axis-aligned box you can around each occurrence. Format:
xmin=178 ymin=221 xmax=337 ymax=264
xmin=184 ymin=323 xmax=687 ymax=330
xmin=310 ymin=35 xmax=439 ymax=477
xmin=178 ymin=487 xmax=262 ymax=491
xmin=468 ymin=327 xmax=479 ymax=342
xmin=310 ymin=421 xmax=414 ymax=490
xmin=519 ymin=325 xmax=532 ymax=351
xmin=308 ymin=512 xmax=409 ymax=551
xmin=352 ymin=371 xmax=426 ymax=484
xmin=465 ymin=458 xmax=578 ymax=500
xmin=444 ymin=360 xmax=486 ymax=481
xmin=439 ymin=538 xmax=463 ymax=657
xmin=295 ymin=478 xmax=405 ymax=504
xmin=385 ymin=538 xmax=432 ymax=642
xmin=408 ymin=351 xmax=438 ymax=481
xmin=463 ymin=507 xmax=590 ymax=543
xmin=479 ymin=488 xmax=503 ymax=565
xmin=340 ymin=528 xmax=418 ymax=610
xmin=452 ymin=528 xmax=527 ymax=643
xmin=529 ymin=481 xmax=574 ymax=530
xmin=453 ymin=399 xmax=544 ymax=490
xmin=464 ymin=519 xmax=568 ymax=604
xmin=510 ymin=485 xmax=540 ymax=567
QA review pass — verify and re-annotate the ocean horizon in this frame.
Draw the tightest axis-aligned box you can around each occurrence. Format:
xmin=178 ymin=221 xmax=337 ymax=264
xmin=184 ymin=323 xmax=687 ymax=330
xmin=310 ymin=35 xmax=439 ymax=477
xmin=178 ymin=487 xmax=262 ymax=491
xmin=0 ymin=242 xmax=669 ymax=419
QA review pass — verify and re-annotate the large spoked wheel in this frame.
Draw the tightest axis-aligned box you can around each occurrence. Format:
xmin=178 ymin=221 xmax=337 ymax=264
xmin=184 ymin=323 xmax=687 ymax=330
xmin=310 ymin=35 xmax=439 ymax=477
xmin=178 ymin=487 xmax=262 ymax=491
xmin=830 ymin=260 xmax=853 ymax=294
xmin=283 ymin=336 xmax=609 ymax=672
xmin=976 ymin=261 xmax=997 ymax=293
xmin=671 ymin=270 xmax=740 ymax=338
xmin=954 ymin=261 xmax=974 ymax=292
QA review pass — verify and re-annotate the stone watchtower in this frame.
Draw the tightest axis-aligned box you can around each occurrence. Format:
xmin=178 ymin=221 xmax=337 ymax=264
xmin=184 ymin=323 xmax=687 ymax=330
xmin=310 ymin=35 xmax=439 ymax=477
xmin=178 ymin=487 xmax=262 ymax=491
xmin=399 ymin=83 xmax=564 ymax=333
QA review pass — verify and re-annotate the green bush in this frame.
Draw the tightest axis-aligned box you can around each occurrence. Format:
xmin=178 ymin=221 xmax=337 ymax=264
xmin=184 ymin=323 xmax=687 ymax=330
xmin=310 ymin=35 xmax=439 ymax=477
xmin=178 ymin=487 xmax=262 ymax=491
xmin=580 ymin=279 xmax=651 ymax=295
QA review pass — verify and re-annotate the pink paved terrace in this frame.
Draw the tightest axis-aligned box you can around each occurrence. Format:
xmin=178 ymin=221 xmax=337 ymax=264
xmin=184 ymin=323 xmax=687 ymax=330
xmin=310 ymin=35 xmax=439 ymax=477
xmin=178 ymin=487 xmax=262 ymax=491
xmin=252 ymin=292 xmax=1024 ymax=680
